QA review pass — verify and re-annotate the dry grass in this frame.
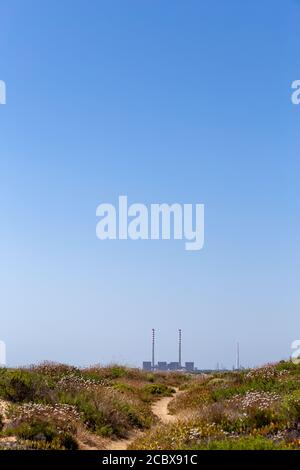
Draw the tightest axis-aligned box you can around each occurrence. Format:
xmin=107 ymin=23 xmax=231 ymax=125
xmin=0 ymin=362 xmax=188 ymax=449
xmin=130 ymin=361 xmax=300 ymax=450
xmin=3 ymin=360 xmax=300 ymax=450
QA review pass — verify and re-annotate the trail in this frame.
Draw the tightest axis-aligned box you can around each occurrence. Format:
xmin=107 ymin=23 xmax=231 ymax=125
xmin=0 ymin=391 xmax=181 ymax=450
xmin=0 ymin=393 xmax=181 ymax=451
xmin=152 ymin=388 xmax=182 ymax=424
xmin=151 ymin=392 xmax=179 ymax=424
xmin=101 ymin=389 xmax=181 ymax=451
xmin=108 ymin=431 xmax=141 ymax=451
xmin=0 ymin=399 xmax=10 ymax=425
xmin=0 ymin=399 xmax=18 ymax=449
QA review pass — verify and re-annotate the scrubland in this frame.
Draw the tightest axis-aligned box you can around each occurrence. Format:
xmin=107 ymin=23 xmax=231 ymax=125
xmin=131 ymin=361 xmax=300 ymax=450
xmin=0 ymin=363 xmax=184 ymax=449
xmin=1 ymin=360 xmax=300 ymax=450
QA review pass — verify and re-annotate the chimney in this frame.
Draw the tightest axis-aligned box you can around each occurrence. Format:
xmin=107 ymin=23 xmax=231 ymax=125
xmin=236 ymin=342 xmax=240 ymax=370
xmin=178 ymin=329 xmax=182 ymax=368
xmin=152 ymin=329 xmax=155 ymax=370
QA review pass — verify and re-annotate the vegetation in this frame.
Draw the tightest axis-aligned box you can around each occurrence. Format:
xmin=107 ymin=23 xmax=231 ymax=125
xmin=0 ymin=362 xmax=184 ymax=449
xmin=130 ymin=360 xmax=300 ymax=450
xmin=1 ymin=360 xmax=300 ymax=450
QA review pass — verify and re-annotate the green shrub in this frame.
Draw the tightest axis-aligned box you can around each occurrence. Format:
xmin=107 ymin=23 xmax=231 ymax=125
xmin=280 ymin=390 xmax=300 ymax=425
xmin=0 ymin=369 xmax=53 ymax=403
xmin=6 ymin=419 xmax=78 ymax=450
xmin=113 ymin=383 xmax=135 ymax=393
xmin=12 ymin=419 xmax=57 ymax=441
xmin=52 ymin=432 xmax=78 ymax=450
xmin=169 ymin=382 xmax=212 ymax=414
xmin=117 ymin=402 xmax=146 ymax=428
xmin=108 ymin=366 xmax=127 ymax=379
xmin=61 ymin=392 xmax=109 ymax=435
xmin=211 ymin=385 xmax=247 ymax=402
xmin=246 ymin=408 xmax=275 ymax=429
xmin=190 ymin=436 xmax=286 ymax=450
xmin=146 ymin=373 xmax=155 ymax=383
xmin=275 ymin=360 xmax=298 ymax=372
xmin=142 ymin=384 xmax=174 ymax=397
xmin=59 ymin=389 xmax=151 ymax=437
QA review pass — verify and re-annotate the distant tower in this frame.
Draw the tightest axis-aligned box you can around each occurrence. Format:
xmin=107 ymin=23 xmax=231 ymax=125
xmin=152 ymin=329 xmax=155 ymax=370
xmin=236 ymin=342 xmax=240 ymax=370
xmin=178 ymin=329 xmax=182 ymax=369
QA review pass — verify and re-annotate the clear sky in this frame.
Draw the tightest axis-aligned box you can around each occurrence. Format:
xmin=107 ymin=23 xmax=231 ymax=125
xmin=0 ymin=0 xmax=299 ymax=369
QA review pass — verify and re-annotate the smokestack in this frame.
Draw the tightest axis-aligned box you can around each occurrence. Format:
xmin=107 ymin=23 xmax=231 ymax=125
xmin=236 ymin=342 xmax=240 ymax=370
xmin=178 ymin=329 xmax=182 ymax=368
xmin=152 ymin=329 xmax=155 ymax=370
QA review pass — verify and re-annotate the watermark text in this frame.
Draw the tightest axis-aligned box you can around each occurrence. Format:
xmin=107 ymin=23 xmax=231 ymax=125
xmin=291 ymin=340 xmax=300 ymax=364
xmin=0 ymin=80 xmax=6 ymax=105
xmin=291 ymin=80 xmax=300 ymax=105
xmin=96 ymin=196 xmax=205 ymax=251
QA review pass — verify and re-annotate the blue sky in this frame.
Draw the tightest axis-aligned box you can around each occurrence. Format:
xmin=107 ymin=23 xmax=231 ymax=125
xmin=0 ymin=0 xmax=299 ymax=369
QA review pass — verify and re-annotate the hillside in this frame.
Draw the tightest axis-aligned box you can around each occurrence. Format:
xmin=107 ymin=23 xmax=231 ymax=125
xmin=0 ymin=363 xmax=187 ymax=450
xmin=0 ymin=361 xmax=300 ymax=450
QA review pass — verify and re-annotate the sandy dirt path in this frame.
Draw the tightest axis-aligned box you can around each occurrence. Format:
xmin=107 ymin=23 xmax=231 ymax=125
xmin=0 ymin=392 xmax=182 ymax=450
xmin=0 ymin=399 xmax=18 ymax=448
xmin=107 ymin=431 xmax=142 ymax=451
xmin=0 ymin=399 xmax=10 ymax=425
xmin=103 ymin=388 xmax=181 ymax=451
xmin=151 ymin=392 xmax=179 ymax=424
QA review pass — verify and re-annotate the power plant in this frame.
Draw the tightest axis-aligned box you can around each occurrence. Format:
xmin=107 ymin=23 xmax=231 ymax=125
xmin=142 ymin=329 xmax=195 ymax=372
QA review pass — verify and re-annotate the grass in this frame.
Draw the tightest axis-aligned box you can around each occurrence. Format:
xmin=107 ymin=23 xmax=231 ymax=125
xmin=190 ymin=436 xmax=287 ymax=450
xmin=0 ymin=362 xmax=187 ymax=449
xmin=130 ymin=360 xmax=300 ymax=450
xmin=5 ymin=419 xmax=78 ymax=450
xmin=2 ymin=360 xmax=300 ymax=450
xmin=0 ymin=368 xmax=55 ymax=403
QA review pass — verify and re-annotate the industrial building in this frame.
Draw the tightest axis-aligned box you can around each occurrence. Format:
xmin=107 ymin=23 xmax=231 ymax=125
xmin=142 ymin=329 xmax=195 ymax=372
xmin=142 ymin=361 xmax=152 ymax=371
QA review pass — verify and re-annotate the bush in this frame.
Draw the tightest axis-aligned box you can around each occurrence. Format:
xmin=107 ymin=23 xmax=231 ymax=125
xmin=146 ymin=373 xmax=155 ymax=383
xmin=60 ymin=391 xmax=114 ymax=436
xmin=169 ymin=382 xmax=212 ymax=414
xmin=190 ymin=436 xmax=286 ymax=450
xmin=113 ymin=383 xmax=135 ymax=393
xmin=54 ymin=432 xmax=78 ymax=450
xmin=12 ymin=419 xmax=57 ymax=441
xmin=142 ymin=384 xmax=174 ymax=397
xmin=6 ymin=418 xmax=78 ymax=450
xmin=245 ymin=408 xmax=275 ymax=429
xmin=0 ymin=369 xmax=53 ymax=403
xmin=117 ymin=402 xmax=147 ymax=428
xmin=107 ymin=366 xmax=127 ymax=379
xmin=280 ymin=391 xmax=300 ymax=425
xmin=60 ymin=387 xmax=152 ymax=437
